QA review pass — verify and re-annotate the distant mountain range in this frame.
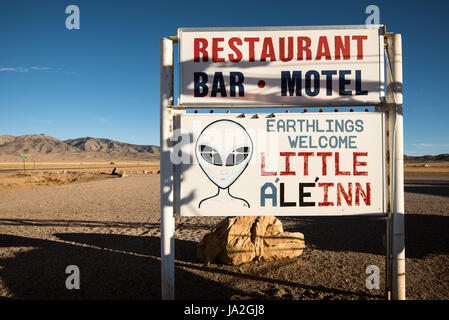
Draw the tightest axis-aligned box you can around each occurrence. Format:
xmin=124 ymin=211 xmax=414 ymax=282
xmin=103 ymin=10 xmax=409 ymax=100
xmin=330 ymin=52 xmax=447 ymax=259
xmin=404 ymin=154 xmax=449 ymax=163
xmin=0 ymin=134 xmax=447 ymax=163
xmin=0 ymin=134 xmax=160 ymax=161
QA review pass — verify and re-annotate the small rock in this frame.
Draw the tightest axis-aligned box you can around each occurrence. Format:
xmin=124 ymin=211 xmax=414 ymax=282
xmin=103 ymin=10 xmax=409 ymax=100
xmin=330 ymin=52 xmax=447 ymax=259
xmin=197 ymin=216 xmax=305 ymax=265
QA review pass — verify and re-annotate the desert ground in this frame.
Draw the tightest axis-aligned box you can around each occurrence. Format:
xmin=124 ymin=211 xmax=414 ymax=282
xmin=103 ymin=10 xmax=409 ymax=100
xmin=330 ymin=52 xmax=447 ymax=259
xmin=0 ymin=162 xmax=448 ymax=300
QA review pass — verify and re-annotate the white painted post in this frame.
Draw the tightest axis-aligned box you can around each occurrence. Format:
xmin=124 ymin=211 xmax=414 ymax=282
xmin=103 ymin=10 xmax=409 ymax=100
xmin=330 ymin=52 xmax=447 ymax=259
xmin=391 ymin=33 xmax=406 ymax=300
xmin=384 ymin=34 xmax=394 ymax=300
xmin=160 ymin=37 xmax=175 ymax=300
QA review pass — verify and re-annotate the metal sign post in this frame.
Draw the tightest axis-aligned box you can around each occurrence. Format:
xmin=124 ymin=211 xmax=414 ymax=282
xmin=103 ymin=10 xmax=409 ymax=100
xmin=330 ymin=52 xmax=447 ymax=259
xmin=160 ymin=37 xmax=175 ymax=300
xmin=385 ymin=32 xmax=405 ymax=300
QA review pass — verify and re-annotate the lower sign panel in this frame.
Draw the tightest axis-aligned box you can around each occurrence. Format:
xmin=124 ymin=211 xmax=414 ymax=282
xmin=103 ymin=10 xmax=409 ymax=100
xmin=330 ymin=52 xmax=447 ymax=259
xmin=178 ymin=112 xmax=386 ymax=216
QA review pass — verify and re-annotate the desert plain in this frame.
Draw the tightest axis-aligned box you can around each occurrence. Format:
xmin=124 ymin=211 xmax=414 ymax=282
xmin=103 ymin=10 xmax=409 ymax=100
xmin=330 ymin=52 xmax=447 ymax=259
xmin=0 ymin=159 xmax=448 ymax=300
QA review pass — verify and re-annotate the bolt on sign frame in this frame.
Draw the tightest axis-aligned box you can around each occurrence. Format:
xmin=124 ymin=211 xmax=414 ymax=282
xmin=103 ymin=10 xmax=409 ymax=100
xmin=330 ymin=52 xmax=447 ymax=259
xmin=160 ymin=25 xmax=404 ymax=300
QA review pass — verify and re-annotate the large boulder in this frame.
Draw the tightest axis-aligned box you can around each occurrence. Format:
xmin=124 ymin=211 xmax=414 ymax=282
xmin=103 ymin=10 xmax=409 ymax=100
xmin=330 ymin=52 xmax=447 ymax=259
xmin=197 ymin=216 xmax=305 ymax=265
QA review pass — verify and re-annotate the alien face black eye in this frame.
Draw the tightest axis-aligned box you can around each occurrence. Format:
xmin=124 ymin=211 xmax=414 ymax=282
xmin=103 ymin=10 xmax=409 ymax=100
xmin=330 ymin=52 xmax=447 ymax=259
xmin=199 ymin=145 xmax=222 ymax=166
xmin=225 ymin=146 xmax=250 ymax=166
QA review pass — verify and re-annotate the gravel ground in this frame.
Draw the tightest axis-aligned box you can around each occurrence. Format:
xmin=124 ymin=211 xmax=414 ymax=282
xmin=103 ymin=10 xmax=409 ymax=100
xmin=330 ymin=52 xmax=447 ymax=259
xmin=0 ymin=172 xmax=448 ymax=300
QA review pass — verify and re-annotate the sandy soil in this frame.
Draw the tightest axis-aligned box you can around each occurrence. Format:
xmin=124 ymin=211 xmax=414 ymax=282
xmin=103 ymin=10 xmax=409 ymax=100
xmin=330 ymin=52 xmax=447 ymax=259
xmin=0 ymin=161 xmax=159 ymax=172
xmin=0 ymin=167 xmax=160 ymax=195
xmin=0 ymin=172 xmax=115 ymax=195
xmin=0 ymin=170 xmax=448 ymax=300
xmin=405 ymin=165 xmax=449 ymax=173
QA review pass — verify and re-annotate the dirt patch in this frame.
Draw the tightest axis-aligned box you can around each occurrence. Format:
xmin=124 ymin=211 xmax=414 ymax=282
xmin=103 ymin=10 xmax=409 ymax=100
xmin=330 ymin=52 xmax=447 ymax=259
xmin=0 ymin=171 xmax=115 ymax=194
xmin=0 ymin=172 xmax=447 ymax=300
xmin=405 ymin=163 xmax=449 ymax=173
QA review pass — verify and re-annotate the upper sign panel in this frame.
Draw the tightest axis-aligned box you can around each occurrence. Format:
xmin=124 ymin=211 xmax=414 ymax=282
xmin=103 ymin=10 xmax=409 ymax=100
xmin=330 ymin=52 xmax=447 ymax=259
xmin=179 ymin=26 xmax=384 ymax=106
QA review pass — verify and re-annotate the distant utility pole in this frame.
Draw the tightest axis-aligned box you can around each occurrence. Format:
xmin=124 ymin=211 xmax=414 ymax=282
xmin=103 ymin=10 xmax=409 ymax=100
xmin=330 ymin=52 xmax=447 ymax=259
xmin=20 ymin=156 xmax=27 ymax=174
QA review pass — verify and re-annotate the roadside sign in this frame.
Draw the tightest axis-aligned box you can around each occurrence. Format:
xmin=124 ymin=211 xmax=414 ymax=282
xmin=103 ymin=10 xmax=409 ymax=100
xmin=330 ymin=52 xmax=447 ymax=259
xmin=161 ymin=28 xmax=405 ymax=300
xmin=178 ymin=112 xmax=386 ymax=216
xmin=20 ymin=156 xmax=28 ymax=159
xmin=179 ymin=25 xmax=384 ymax=106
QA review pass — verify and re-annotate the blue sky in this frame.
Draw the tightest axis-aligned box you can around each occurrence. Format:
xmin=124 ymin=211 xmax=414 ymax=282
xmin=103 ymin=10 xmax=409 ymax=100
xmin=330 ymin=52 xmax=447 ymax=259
xmin=0 ymin=0 xmax=448 ymax=155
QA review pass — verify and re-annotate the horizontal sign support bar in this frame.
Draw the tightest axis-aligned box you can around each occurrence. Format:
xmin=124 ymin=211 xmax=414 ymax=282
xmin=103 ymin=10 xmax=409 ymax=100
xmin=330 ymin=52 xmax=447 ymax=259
xmin=171 ymin=103 xmax=396 ymax=110
xmin=179 ymin=25 xmax=385 ymax=32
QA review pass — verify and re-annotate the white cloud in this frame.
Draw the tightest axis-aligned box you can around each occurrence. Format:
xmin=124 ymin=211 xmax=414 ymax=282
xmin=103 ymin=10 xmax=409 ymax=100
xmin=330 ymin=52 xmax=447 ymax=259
xmin=30 ymin=66 xmax=51 ymax=71
xmin=0 ymin=66 xmax=79 ymax=75
xmin=0 ymin=67 xmax=29 ymax=72
xmin=96 ymin=117 xmax=110 ymax=123
xmin=412 ymin=143 xmax=449 ymax=147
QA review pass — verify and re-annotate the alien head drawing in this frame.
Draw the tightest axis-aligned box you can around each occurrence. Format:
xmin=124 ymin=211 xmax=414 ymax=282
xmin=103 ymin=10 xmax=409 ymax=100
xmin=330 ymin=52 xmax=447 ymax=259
xmin=195 ymin=120 xmax=253 ymax=209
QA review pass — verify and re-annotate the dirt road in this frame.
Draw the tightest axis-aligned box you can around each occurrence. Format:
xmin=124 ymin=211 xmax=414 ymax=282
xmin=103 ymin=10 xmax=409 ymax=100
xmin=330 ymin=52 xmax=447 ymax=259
xmin=0 ymin=173 xmax=448 ymax=299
